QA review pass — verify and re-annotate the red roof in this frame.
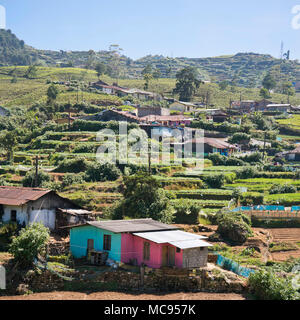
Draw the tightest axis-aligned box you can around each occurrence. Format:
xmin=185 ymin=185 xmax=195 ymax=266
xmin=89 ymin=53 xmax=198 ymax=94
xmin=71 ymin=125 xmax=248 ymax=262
xmin=0 ymin=186 xmax=52 ymax=206
xmin=140 ymin=115 xmax=192 ymax=122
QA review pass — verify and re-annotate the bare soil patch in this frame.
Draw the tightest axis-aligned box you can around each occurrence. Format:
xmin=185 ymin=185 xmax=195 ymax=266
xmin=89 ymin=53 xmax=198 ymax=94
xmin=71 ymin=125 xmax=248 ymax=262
xmin=0 ymin=291 xmax=248 ymax=300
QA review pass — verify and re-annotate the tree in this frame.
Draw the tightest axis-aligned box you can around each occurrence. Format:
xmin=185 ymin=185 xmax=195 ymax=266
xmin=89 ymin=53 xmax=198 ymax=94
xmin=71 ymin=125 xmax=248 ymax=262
xmin=143 ymin=73 xmax=153 ymax=90
xmin=218 ymin=81 xmax=229 ymax=91
xmin=278 ymin=81 xmax=295 ymax=100
xmin=142 ymin=64 xmax=152 ymax=76
xmin=108 ymin=173 xmax=175 ymax=223
xmin=22 ymin=170 xmax=51 ymax=188
xmin=25 ymin=65 xmax=37 ymax=79
xmin=153 ymin=69 xmax=161 ymax=79
xmin=47 ymin=84 xmax=59 ymax=104
xmin=95 ymin=63 xmax=106 ymax=79
xmin=216 ymin=211 xmax=253 ymax=244
xmin=9 ymin=223 xmax=50 ymax=267
xmin=173 ymin=67 xmax=202 ymax=102
xmin=0 ymin=130 xmax=18 ymax=163
xmin=259 ymin=88 xmax=271 ymax=99
xmin=262 ymin=72 xmax=276 ymax=91
xmin=229 ymin=132 xmax=251 ymax=145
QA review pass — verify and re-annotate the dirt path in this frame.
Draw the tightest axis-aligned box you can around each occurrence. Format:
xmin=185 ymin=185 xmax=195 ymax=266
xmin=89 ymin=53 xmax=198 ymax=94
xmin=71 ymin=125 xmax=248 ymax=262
xmin=269 ymin=228 xmax=300 ymax=261
xmin=0 ymin=291 xmax=247 ymax=300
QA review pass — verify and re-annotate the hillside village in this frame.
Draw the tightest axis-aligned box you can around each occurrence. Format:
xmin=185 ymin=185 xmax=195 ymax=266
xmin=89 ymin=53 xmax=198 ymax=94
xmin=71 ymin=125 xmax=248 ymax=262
xmin=1 ymin=32 xmax=300 ymax=301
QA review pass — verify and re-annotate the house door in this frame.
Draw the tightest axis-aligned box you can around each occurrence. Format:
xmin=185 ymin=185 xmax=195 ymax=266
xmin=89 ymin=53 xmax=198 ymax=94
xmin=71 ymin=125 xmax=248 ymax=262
xmin=168 ymin=247 xmax=175 ymax=267
xmin=162 ymin=246 xmax=168 ymax=267
xmin=162 ymin=246 xmax=175 ymax=267
xmin=87 ymin=239 xmax=94 ymax=251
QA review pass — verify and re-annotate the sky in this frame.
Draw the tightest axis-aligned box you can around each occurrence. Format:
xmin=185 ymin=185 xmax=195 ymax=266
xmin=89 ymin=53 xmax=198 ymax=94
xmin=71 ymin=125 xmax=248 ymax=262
xmin=1 ymin=0 xmax=300 ymax=60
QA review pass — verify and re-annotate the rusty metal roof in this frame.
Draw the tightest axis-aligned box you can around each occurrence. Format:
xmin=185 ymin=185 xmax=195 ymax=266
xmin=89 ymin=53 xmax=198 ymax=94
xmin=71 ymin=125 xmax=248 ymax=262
xmin=0 ymin=186 xmax=52 ymax=206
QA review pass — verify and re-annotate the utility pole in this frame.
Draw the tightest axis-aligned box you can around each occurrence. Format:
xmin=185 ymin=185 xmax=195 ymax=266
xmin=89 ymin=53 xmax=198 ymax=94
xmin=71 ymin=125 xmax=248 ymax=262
xmin=262 ymin=131 xmax=267 ymax=161
xmin=34 ymin=156 xmax=39 ymax=187
xmin=148 ymin=142 xmax=152 ymax=175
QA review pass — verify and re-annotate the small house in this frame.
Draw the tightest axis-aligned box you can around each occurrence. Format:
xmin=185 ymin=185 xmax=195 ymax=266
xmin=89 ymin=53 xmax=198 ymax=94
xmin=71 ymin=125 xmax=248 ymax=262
xmin=170 ymin=101 xmax=196 ymax=113
xmin=139 ymin=115 xmax=192 ymax=127
xmin=277 ymin=146 xmax=300 ymax=162
xmin=70 ymin=219 xmax=212 ymax=269
xmin=0 ymin=186 xmax=90 ymax=231
xmin=137 ymin=106 xmax=170 ymax=118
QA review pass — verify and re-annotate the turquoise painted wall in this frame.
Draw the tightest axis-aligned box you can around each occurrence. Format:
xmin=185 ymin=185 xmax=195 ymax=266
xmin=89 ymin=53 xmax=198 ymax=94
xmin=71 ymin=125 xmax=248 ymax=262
xmin=70 ymin=225 xmax=122 ymax=262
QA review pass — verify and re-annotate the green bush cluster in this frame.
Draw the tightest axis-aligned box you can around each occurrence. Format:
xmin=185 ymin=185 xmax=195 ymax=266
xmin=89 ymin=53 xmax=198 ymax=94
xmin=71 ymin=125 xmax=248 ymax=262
xmin=269 ymin=184 xmax=297 ymax=195
xmin=248 ymin=269 xmax=299 ymax=300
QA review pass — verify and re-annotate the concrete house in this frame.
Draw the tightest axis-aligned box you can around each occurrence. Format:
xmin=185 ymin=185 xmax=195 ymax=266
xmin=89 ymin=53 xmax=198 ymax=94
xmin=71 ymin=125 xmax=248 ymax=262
xmin=0 ymin=186 xmax=89 ymax=231
xmin=170 ymin=101 xmax=196 ymax=113
xmin=137 ymin=106 xmax=170 ymax=118
xmin=70 ymin=219 xmax=212 ymax=269
xmin=277 ymin=146 xmax=300 ymax=162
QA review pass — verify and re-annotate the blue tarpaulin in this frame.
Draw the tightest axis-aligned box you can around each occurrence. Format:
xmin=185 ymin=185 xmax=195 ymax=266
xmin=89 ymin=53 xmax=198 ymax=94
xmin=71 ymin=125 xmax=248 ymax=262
xmin=216 ymin=255 xmax=255 ymax=278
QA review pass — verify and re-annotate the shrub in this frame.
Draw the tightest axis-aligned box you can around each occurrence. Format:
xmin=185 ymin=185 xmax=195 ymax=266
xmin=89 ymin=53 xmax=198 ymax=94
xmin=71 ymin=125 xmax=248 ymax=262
xmin=22 ymin=170 xmax=51 ymax=188
xmin=269 ymin=184 xmax=297 ymax=195
xmin=0 ymin=222 xmax=19 ymax=251
xmin=73 ymin=144 xmax=97 ymax=154
xmin=107 ymin=173 xmax=175 ymax=224
xmin=248 ymin=269 xmax=298 ymax=300
xmin=54 ymin=158 xmax=90 ymax=173
xmin=236 ymin=167 xmax=258 ymax=179
xmin=9 ymin=223 xmax=50 ymax=267
xmin=62 ymin=173 xmax=85 ymax=188
xmin=216 ymin=211 xmax=253 ymax=244
xmin=203 ymin=174 xmax=225 ymax=188
xmin=208 ymin=153 xmax=226 ymax=166
xmin=229 ymin=133 xmax=251 ymax=145
xmin=172 ymin=199 xmax=202 ymax=224
xmin=85 ymin=163 xmax=121 ymax=182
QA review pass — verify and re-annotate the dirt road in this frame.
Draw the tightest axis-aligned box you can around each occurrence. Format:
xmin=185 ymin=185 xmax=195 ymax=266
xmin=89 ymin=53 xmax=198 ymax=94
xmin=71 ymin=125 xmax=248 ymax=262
xmin=0 ymin=291 xmax=247 ymax=300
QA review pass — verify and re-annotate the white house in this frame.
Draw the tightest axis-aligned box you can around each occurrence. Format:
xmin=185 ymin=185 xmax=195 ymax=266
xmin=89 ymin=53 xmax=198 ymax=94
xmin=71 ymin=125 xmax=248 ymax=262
xmin=0 ymin=186 xmax=89 ymax=231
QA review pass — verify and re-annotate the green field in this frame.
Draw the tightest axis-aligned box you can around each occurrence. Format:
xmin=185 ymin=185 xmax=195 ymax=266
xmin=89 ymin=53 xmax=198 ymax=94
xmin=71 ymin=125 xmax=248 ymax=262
xmin=1 ymin=66 xmax=300 ymax=109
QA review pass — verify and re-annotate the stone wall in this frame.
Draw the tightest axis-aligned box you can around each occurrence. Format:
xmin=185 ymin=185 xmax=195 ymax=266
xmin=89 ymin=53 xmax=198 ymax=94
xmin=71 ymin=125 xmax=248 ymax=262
xmin=25 ymin=264 xmax=245 ymax=294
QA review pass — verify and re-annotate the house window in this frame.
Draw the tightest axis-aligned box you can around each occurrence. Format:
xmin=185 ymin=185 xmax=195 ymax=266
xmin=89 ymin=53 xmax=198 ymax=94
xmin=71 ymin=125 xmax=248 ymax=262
xmin=176 ymin=247 xmax=181 ymax=253
xmin=103 ymin=235 xmax=111 ymax=251
xmin=143 ymin=242 xmax=150 ymax=261
xmin=11 ymin=210 xmax=17 ymax=222
xmin=200 ymin=247 xmax=204 ymax=251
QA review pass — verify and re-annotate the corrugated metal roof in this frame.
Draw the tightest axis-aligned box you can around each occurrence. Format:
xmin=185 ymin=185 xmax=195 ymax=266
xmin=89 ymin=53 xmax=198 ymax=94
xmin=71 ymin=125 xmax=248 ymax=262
xmin=169 ymin=239 xmax=213 ymax=249
xmin=0 ymin=186 xmax=52 ymax=206
xmin=133 ymin=230 xmax=207 ymax=243
xmin=133 ymin=230 xmax=211 ymax=249
xmin=87 ymin=219 xmax=178 ymax=233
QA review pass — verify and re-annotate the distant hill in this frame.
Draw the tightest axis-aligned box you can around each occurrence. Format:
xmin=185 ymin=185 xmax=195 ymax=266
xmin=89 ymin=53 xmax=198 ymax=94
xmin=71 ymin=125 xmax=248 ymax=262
xmin=1 ymin=29 xmax=300 ymax=87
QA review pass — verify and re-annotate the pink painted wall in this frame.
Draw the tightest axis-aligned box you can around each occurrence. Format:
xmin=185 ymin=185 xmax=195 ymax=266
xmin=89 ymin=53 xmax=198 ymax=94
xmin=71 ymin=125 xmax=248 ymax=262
xmin=121 ymin=233 xmax=183 ymax=269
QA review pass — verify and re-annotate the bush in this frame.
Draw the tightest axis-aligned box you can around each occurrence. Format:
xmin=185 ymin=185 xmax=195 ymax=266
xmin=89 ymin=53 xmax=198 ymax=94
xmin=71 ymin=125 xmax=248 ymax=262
xmin=248 ymin=269 xmax=298 ymax=300
xmin=208 ymin=153 xmax=226 ymax=166
xmin=236 ymin=167 xmax=258 ymax=179
xmin=85 ymin=163 xmax=121 ymax=182
xmin=54 ymin=158 xmax=90 ymax=173
xmin=73 ymin=144 xmax=97 ymax=154
xmin=203 ymin=174 xmax=225 ymax=188
xmin=9 ymin=223 xmax=50 ymax=267
xmin=269 ymin=184 xmax=297 ymax=195
xmin=0 ymin=222 xmax=19 ymax=251
xmin=62 ymin=173 xmax=85 ymax=188
xmin=107 ymin=173 xmax=175 ymax=224
xmin=22 ymin=170 xmax=51 ymax=188
xmin=216 ymin=211 xmax=253 ymax=244
xmin=172 ymin=199 xmax=202 ymax=224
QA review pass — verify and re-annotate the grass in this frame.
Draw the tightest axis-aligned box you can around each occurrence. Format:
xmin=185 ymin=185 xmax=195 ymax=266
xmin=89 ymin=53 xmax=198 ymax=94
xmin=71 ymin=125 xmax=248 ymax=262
xmin=2 ymin=66 xmax=300 ymax=108
xmin=269 ymin=242 xmax=299 ymax=253
xmin=264 ymin=193 xmax=300 ymax=205
xmin=276 ymin=115 xmax=300 ymax=131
